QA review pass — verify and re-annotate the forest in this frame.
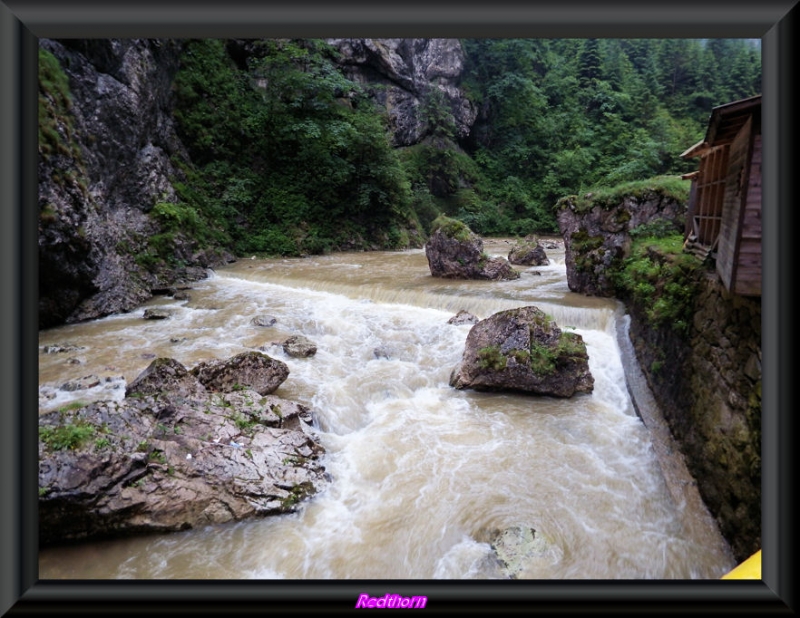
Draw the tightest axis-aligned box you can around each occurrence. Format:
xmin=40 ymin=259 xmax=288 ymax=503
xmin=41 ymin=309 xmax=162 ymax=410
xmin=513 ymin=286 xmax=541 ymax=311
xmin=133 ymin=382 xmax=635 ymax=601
xmin=165 ymin=37 xmax=761 ymax=257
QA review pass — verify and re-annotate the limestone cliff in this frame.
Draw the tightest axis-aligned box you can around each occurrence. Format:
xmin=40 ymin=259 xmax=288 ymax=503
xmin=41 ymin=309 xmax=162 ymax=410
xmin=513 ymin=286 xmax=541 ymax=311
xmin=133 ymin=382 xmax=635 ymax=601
xmin=326 ymin=38 xmax=476 ymax=146
xmin=38 ymin=39 xmax=233 ymax=330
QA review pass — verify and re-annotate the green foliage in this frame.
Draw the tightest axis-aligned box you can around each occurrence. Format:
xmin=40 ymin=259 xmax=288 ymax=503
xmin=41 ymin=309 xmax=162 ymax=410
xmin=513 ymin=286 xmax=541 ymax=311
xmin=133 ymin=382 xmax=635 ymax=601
xmin=39 ymin=420 xmax=96 ymax=451
xmin=57 ymin=401 xmax=86 ymax=413
xmin=611 ymin=233 xmax=703 ymax=333
xmin=171 ymin=38 xmax=417 ymax=256
xmin=281 ymin=481 xmax=315 ymax=509
xmin=461 ymin=38 xmax=758 ymax=234
xmin=146 ymin=36 xmax=759 ymax=254
xmin=528 ymin=342 xmax=557 ymax=375
xmin=430 ymin=214 xmax=474 ymax=242
xmin=420 ymin=88 xmax=457 ymax=139
xmin=151 ymin=202 xmax=203 ymax=235
xmin=232 ymin=411 xmax=260 ymax=434
xmin=148 ymin=450 xmax=167 ymax=465
xmin=38 ymin=47 xmax=78 ymax=160
xmin=629 ymin=218 xmax=680 ymax=239
xmin=560 ymin=176 xmax=690 ymax=214
xmin=556 ymin=331 xmax=587 ymax=359
xmin=509 ymin=349 xmax=531 ymax=365
xmin=475 ymin=334 xmax=583 ymax=376
xmin=477 ymin=346 xmax=507 ymax=371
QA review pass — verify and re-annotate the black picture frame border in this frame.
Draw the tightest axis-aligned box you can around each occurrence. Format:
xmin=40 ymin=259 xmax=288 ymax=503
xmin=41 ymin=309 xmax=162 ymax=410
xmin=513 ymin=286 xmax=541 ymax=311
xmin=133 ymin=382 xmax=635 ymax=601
xmin=1 ymin=1 xmax=795 ymax=614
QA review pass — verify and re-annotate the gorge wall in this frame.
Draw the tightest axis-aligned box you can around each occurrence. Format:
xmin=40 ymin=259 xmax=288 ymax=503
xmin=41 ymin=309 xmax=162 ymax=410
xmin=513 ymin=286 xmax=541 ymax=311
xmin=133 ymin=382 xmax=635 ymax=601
xmin=38 ymin=39 xmax=234 ymax=330
xmin=38 ymin=37 xmax=475 ymax=329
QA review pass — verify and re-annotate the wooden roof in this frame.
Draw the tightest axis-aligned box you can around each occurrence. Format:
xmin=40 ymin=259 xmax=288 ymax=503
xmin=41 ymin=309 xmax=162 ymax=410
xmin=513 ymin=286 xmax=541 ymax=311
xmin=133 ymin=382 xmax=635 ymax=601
xmin=681 ymin=94 xmax=761 ymax=159
xmin=680 ymin=140 xmax=707 ymax=159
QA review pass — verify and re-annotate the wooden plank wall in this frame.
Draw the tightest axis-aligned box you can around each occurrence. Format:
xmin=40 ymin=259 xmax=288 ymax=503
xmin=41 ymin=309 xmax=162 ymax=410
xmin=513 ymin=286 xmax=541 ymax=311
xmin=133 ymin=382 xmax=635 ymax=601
xmin=735 ymin=132 xmax=762 ymax=296
xmin=716 ymin=116 xmax=751 ymax=292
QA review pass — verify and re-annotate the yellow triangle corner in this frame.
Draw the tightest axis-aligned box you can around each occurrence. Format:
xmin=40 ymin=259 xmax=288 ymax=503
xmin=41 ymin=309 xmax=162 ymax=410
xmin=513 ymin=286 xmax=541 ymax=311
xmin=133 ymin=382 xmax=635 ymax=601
xmin=721 ymin=550 xmax=761 ymax=579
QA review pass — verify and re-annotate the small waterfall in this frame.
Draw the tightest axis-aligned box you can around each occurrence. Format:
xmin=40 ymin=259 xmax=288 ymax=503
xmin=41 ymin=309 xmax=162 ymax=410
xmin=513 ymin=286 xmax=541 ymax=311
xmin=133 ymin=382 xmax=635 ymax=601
xmin=37 ymin=246 xmax=736 ymax=579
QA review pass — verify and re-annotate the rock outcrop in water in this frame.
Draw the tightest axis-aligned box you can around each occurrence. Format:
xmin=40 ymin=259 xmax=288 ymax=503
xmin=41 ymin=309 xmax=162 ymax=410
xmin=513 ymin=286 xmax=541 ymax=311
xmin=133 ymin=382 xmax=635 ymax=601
xmin=38 ymin=353 xmax=327 ymax=546
xmin=489 ymin=525 xmax=563 ymax=579
xmin=425 ymin=216 xmax=519 ymax=281
xmin=556 ymin=190 xmax=685 ymax=297
xmin=507 ymin=236 xmax=550 ymax=266
xmin=449 ymin=306 xmax=594 ymax=397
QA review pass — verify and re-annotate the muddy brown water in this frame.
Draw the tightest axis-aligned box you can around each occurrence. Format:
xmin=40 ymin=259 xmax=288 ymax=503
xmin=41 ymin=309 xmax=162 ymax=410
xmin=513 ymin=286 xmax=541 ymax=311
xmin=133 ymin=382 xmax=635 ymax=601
xmin=37 ymin=239 xmax=736 ymax=579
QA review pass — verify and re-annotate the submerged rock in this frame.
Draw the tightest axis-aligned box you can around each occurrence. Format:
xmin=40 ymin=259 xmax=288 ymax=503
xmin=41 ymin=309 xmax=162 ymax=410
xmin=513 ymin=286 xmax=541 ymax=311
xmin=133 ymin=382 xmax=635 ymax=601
xmin=39 ymin=354 xmax=327 ymax=546
xmin=143 ymin=308 xmax=174 ymax=320
xmin=282 ymin=335 xmax=318 ymax=358
xmin=490 ymin=526 xmax=563 ymax=579
xmin=40 ymin=343 xmax=87 ymax=354
xmin=449 ymin=305 xmax=593 ymax=397
xmin=61 ymin=375 xmax=101 ymax=391
xmin=447 ymin=310 xmax=479 ymax=325
xmin=251 ymin=314 xmax=278 ymax=327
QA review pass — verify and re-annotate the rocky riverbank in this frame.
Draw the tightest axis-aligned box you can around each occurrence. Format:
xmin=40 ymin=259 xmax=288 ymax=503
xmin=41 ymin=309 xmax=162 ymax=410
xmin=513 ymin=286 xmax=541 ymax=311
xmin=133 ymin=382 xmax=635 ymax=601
xmin=38 ymin=352 xmax=328 ymax=546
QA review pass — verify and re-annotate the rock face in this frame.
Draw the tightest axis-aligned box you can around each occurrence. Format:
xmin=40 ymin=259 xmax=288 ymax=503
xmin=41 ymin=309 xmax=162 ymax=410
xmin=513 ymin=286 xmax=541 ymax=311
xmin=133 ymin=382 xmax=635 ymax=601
xmin=38 ymin=39 xmax=233 ymax=329
xmin=450 ymin=306 xmax=594 ymax=397
xmin=425 ymin=217 xmax=519 ymax=281
xmin=39 ymin=355 xmax=327 ymax=546
xmin=326 ymin=38 xmax=476 ymax=147
xmin=626 ymin=275 xmax=762 ymax=562
xmin=556 ymin=192 xmax=685 ymax=296
xmin=507 ymin=236 xmax=550 ymax=266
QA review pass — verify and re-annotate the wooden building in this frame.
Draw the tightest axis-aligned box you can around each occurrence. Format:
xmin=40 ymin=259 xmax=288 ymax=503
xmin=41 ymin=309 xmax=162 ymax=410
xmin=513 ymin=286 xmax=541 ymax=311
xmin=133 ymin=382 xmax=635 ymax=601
xmin=681 ymin=94 xmax=762 ymax=297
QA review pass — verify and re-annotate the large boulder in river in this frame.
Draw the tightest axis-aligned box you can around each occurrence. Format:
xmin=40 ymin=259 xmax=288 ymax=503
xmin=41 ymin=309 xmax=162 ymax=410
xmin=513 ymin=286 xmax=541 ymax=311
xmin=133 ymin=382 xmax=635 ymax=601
xmin=507 ymin=236 xmax=550 ymax=266
xmin=449 ymin=306 xmax=594 ymax=397
xmin=425 ymin=216 xmax=520 ymax=281
xmin=190 ymin=351 xmax=289 ymax=395
xmin=38 ymin=356 xmax=327 ymax=546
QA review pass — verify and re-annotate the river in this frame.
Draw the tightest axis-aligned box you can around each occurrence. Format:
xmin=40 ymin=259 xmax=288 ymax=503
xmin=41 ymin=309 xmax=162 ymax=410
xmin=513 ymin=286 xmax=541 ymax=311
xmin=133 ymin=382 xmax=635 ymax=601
xmin=37 ymin=239 xmax=736 ymax=579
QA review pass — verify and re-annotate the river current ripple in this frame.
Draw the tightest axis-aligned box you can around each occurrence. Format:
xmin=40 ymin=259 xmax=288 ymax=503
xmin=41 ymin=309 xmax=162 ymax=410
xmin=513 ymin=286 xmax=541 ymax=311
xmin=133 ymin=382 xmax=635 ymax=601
xmin=37 ymin=239 xmax=735 ymax=579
